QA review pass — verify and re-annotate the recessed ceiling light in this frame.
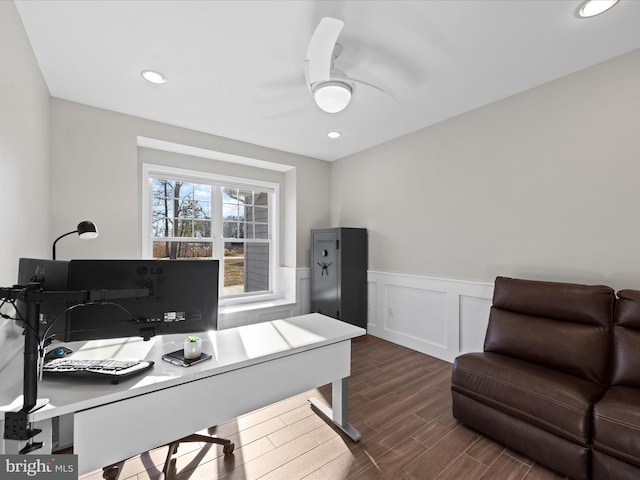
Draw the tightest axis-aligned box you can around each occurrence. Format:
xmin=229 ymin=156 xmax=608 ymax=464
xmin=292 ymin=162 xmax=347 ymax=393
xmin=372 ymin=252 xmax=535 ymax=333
xmin=578 ymin=0 xmax=619 ymax=18
xmin=327 ymin=131 xmax=342 ymax=139
xmin=141 ymin=70 xmax=167 ymax=85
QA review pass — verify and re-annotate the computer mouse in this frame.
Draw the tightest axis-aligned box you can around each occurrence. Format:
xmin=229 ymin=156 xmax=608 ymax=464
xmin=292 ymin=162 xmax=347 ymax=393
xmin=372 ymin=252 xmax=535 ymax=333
xmin=44 ymin=346 xmax=73 ymax=362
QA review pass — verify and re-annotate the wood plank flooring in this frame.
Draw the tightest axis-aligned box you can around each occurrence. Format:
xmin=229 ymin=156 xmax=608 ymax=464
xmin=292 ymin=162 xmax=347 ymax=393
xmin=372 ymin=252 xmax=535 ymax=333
xmin=79 ymin=335 xmax=568 ymax=480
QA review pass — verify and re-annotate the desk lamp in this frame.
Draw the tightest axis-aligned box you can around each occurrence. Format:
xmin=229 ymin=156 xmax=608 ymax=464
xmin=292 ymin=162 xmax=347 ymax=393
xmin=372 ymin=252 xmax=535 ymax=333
xmin=52 ymin=220 xmax=99 ymax=260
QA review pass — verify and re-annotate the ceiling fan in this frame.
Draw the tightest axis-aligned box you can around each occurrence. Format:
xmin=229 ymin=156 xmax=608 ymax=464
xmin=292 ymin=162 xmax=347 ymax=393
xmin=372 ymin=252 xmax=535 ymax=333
xmin=305 ymin=17 xmax=395 ymax=114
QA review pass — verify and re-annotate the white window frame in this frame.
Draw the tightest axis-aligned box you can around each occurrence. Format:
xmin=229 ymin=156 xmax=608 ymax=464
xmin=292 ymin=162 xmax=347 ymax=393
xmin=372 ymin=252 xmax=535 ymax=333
xmin=141 ymin=163 xmax=279 ymax=305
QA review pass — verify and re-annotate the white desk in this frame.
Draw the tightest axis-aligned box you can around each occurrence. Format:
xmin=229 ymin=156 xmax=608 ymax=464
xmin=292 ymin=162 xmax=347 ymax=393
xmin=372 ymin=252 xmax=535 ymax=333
xmin=0 ymin=313 xmax=365 ymax=475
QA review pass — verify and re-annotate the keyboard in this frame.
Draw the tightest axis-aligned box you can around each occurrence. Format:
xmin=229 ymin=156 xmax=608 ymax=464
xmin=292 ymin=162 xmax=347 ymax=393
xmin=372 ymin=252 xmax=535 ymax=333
xmin=42 ymin=358 xmax=154 ymax=384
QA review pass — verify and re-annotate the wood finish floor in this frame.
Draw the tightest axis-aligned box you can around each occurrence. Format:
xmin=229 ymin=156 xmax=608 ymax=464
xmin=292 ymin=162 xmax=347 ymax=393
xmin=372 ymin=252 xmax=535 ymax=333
xmin=79 ymin=335 xmax=568 ymax=480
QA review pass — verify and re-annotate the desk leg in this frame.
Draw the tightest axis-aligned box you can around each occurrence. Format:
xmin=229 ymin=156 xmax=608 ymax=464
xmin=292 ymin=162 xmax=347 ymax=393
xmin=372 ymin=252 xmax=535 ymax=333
xmin=309 ymin=377 xmax=361 ymax=442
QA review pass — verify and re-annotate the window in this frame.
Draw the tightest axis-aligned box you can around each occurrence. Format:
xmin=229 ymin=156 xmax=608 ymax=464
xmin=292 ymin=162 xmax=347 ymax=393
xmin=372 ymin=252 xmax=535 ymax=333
xmin=142 ymin=164 xmax=277 ymax=301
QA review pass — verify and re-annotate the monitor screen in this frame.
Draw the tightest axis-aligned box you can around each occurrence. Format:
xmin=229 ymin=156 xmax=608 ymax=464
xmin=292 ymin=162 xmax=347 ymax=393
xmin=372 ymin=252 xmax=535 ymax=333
xmin=64 ymin=259 xmax=219 ymax=341
xmin=16 ymin=258 xmax=70 ymax=336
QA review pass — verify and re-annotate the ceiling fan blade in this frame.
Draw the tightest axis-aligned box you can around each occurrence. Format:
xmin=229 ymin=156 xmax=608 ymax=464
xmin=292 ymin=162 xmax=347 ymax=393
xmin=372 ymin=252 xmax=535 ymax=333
xmin=350 ymin=76 xmax=401 ymax=105
xmin=306 ymin=17 xmax=344 ymax=85
xmin=262 ymin=103 xmax=315 ymax=120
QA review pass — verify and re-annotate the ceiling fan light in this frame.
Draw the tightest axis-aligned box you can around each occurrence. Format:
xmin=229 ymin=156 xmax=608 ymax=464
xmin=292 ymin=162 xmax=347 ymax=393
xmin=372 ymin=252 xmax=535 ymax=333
xmin=313 ymin=82 xmax=352 ymax=113
xmin=578 ymin=0 xmax=619 ymax=17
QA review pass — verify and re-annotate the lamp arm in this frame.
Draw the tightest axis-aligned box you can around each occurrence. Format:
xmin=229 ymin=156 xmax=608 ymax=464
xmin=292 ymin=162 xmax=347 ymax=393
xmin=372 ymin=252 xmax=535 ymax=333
xmin=52 ymin=230 xmax=77 ymax=260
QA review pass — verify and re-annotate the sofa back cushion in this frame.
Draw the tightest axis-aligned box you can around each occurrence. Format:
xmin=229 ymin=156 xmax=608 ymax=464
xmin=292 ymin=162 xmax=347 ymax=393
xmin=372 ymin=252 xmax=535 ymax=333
xmin=484 ymin=276 xmax=615 ymax=386
xmin=611 ymin=289 xmax=640 ymax=387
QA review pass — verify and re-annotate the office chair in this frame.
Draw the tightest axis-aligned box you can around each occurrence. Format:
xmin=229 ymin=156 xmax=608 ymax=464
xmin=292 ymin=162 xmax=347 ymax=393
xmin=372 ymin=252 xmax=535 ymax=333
xmin=102 ymin=426 xmax=234 ymax=480
xmin=160 ymin=426 xmax=234 ymax=480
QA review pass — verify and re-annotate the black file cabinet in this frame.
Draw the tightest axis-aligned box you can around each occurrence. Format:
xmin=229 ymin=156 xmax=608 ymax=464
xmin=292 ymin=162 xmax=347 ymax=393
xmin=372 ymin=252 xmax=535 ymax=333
xmin=310 ymin=227 xmax=368 ymax=329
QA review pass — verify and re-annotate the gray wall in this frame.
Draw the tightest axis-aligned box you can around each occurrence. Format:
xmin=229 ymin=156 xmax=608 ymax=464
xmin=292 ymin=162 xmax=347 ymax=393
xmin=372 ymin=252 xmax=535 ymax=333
xmin=0 ymin=1 xmax=51 ymax=368
xmin=331 ymin=49 xmax=640 ymax=292
xmin=0 ymin=1 xmax=51 ymax=284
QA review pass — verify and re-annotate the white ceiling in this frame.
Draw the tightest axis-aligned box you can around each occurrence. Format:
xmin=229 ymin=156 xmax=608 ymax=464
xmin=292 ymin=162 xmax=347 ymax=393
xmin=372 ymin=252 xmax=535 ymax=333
xmin=14 ymin=0 xmax=640 ymax=162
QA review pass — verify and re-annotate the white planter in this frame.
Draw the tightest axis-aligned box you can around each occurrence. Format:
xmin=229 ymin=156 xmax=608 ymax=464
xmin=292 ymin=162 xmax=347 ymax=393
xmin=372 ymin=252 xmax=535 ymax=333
xmin=183 ymin=337 xmax=202 ymax=359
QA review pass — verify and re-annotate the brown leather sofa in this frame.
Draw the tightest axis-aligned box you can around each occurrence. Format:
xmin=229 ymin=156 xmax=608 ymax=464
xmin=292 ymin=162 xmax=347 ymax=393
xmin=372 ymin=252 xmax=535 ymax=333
xmin=592 ymin=289 xmax=640 ymax=480
xmin=450 ymin=276 xmax=636 ymax=480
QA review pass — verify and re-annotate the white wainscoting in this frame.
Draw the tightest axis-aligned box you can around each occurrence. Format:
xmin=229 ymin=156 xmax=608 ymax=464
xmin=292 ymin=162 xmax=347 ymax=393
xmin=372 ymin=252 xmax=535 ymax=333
xmin=367 ymin=271 xmax=494 ymax=363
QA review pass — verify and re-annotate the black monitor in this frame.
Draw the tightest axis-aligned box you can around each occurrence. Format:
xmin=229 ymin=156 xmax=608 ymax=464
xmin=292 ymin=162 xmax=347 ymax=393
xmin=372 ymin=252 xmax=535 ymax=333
xmin=16 ymin=258 xmax=70 ymax=335
xmin=62 ymin=259 xmax=219 ymax=341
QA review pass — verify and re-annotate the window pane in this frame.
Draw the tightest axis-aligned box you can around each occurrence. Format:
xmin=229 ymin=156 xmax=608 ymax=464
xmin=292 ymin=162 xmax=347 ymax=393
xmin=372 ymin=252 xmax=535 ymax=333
xmin=223 ymin=221 xmax=241 ymax=238
xmin=223 ymin=242 xmax=244 ymax=295
xmin=253 ymin=206 xmax=268 ymax=223
xmin=193 ymin=220 xmax=211 ymax=238
xmin=254 ymin=192 xmax=268 ymax=206
xmin=254 ymin=223 xmax=269 ymax=239
xmin=199 ymin=201 xmax=211 ymax=219
xmin=152 ymin=241 xmax=213 ymax=259
xmin=222 ymin=187 xmax=237 ymax=203
xmin=223 ymin=203 xmax=239 ymax=220
xmin=243 ymin=205 xmax=253 ymax=222
xmin=223 ymin=242 xmax=269 ymax=295
xmin=176 ymin=183 xmax=193 ymax=218
xmin=152 ymin=178 xmax=175 ymax=198
xmin=153 ymin=202 xmax=174 ymax=220
xmin=176 ymin=219 xmax=193 ymax=237
xmin=152 ymin=217 xmax=173 ymax=237
xmin=177 ymin=182 xmax=194 ymax=200
xmin=194 ymin=184 xmax=211 ymax=202
xmin=238 ymin=190 xmax=253 ymax=204
xmin=245 ymin=242 xmax=269 ymax=292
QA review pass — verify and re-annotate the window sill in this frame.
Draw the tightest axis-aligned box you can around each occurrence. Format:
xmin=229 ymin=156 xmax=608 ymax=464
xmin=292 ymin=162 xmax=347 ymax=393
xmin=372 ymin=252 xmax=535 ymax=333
xmin=219 ymin=297 xmax=296 ymax=316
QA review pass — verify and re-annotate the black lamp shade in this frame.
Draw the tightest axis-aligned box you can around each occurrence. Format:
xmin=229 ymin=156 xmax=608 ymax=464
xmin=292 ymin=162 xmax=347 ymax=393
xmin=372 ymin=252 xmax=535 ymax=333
xmin=77 ymin=221 xmax=98 ymax=239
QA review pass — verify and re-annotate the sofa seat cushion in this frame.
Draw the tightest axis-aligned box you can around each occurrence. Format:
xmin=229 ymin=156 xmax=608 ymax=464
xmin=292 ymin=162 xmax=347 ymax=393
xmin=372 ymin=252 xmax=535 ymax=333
xmin=452 ymin=352 xmax=606 ymax=444
xmin=593 ymin=386 xmax=640 ymax=468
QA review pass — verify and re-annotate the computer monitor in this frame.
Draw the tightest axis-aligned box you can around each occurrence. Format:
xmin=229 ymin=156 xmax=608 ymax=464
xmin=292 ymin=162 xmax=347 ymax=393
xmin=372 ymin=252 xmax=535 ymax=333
xmin=63 ymin=259 xmax=219 ymax=341
xmin=16 ymin=258 xmax=70 ymax=335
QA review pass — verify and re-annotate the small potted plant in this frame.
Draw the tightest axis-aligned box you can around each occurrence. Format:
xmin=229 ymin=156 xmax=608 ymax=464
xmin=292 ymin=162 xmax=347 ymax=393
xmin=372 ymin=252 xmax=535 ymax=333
xmin=184 ymin=335 xmax=202 ymax=360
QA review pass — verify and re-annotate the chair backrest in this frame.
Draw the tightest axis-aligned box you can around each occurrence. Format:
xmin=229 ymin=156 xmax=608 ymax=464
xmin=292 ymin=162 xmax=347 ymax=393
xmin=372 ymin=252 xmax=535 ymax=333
xmin=484 ymin=276 xmax=615 ymax=386
xmin=611 ymin=289 xmax=640 ymax=387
